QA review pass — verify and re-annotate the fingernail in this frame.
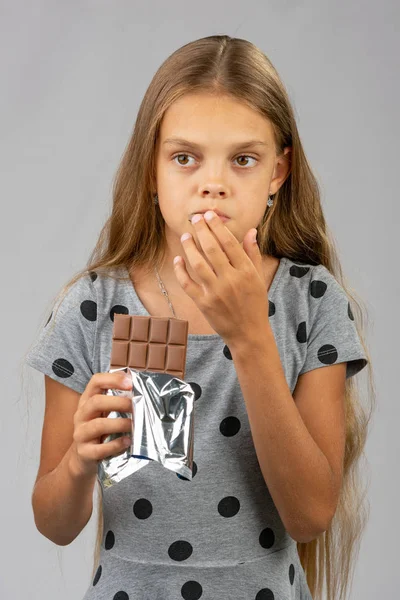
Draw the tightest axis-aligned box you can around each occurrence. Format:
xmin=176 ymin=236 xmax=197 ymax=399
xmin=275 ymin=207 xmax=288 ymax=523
xmin=123 ymin=376 xmax=132 ymax=388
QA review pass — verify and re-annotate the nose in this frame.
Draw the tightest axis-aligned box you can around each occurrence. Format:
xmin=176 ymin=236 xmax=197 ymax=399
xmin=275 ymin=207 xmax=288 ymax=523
xmin=199 ymin=184 xmax=227 ymax=198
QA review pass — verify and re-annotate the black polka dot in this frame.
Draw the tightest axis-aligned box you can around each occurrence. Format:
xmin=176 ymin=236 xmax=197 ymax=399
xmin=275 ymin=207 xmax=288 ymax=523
xmin=223 ymin=345 xmax=232 ymax=360
xmin=177 ymin=461 xmax=198 ymax=480
xmin=113 ymin=593 xmax=129 ymax=600
xmin=92 ymin=565 xmax=102 ymax=586
xmin=348 ymin=302 xmax=354 ymax=320
xmin=290 ymin=265 xmax=310 ymax=278
xmin=310 ymin=279 xmax=327 ymax=298
xmin=89 ymin=271 xmax=98 ymax=283
xmin=52 ymin=358 xmax=74 ymax=379
xmin=110 ymin=304 xmax=129 ymax=321
xmin=105 ymin=530 xmax=115 ymax=550
xmin=45 ymin=311 xmax=53 ymax=327
xmin=188 ymin=382 xmax=202 ymax=400
xmin=218 ymin=496 xmax=240 ymax=517
xmin=80 ymin=299 xmax=97 ymax=322
xmin=181 ymin=580 xmax=203 ymax=599
xmin=289 ymin=563 xmax=295 ymax=584
xmin=317 ymin=344 xmax=338 ymax=365
xmin=220 ymin=416 xmax=241 ymax=437
xmin=133 ymin=498 xmax=152 ymax=519
xmin=255 ymin=589 xmax=274 ymax=600
xmin=268 ymin=300 xmax=276 ymax=317
xmin=259 ymin=527 xmax=275 ymax=549
xmin=296 ymin=321 xmax=307 ymax=343
xmin=168 ymin=540 xmax=193 ymax=561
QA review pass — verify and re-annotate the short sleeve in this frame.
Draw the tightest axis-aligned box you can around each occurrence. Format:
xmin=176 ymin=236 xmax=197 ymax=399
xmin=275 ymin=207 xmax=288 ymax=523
xmin=298 ymin=265 xmax=368 ymax=379
xmin=24 ymin=272 xmax=97 ymax=394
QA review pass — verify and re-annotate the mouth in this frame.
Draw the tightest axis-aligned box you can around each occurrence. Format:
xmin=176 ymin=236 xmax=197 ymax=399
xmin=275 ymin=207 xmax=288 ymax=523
xmin=188 ymin=209 xmax=231 ymax=222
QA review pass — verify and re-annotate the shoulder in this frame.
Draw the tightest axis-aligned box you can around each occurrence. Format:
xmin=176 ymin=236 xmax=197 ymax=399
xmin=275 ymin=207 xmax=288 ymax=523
xmin=280 ymin=258 xmax=345 ymax=297
xmin=83 ymin=265 xmax=132 ymax=314
xmin=50 ymin=270 xmax=98 ymax=323
xmin=44 ymin=265 xmax=128 ymax=332
xmin=279 ymin=259 xmax=357 ymax=339
xmin=58 ymin=265 xmax=130 ymax=307
xmin=306 ymin=263 xmax=352 ymax=314
xmin=275 ymin=259 xmax=353 ymax=327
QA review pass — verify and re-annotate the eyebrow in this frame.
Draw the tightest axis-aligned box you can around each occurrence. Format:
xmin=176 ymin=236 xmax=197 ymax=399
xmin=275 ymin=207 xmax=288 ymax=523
xmin=163 ymin=137 xmax=268 ymax=150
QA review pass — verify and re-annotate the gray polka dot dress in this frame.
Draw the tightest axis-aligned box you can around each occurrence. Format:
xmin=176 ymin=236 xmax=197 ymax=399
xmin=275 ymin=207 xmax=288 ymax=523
xmin=25 ymin=258 xmax=368 ymax=599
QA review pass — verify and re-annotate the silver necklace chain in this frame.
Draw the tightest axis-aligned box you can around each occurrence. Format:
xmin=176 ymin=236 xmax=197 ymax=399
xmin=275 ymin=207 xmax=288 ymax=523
xmin=154 ymin=266 xmax=177 ymax=318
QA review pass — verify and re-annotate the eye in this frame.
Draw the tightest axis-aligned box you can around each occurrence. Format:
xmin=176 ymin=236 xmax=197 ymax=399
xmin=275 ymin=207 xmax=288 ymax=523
xmin=171 ymin=153 xmax=258 ymax=168
xmin=172 ymin=153 xmax=195 ymax=166
xmin=234 ymin=155 xmax=258 ymax=167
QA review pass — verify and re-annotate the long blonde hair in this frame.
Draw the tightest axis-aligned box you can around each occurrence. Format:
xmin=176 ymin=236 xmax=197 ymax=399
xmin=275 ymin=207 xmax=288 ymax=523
xmin=32 ymin=35 xmax=376 ymax=600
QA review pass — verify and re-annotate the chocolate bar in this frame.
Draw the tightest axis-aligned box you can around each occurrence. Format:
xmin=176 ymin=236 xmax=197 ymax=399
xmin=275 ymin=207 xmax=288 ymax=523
xmin=109 ymin=314 xmax=189 ymax=380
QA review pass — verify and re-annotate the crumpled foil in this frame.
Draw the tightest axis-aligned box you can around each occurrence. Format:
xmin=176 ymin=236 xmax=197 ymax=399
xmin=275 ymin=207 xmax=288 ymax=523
xmin=97 ymin=367 xmax=195 ymax=490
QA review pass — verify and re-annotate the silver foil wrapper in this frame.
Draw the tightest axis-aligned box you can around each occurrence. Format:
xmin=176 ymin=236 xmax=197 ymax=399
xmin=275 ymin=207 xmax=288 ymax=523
xmin=97 ymin=367 xmax=195 ymax=490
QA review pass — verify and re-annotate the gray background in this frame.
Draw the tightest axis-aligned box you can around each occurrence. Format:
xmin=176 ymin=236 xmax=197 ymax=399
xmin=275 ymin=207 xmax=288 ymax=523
xmin=2 ymin=0 xmax=398 ymax=598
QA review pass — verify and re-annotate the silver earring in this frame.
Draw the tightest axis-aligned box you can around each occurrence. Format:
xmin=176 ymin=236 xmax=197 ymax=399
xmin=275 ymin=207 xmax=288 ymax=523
xmin=154 ymin=193 xmax=159 ymax=205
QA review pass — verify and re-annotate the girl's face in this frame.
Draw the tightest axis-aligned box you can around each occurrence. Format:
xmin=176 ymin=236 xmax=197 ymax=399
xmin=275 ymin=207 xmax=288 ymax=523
xmin=154 ymin=92 xmax=290 ymax=274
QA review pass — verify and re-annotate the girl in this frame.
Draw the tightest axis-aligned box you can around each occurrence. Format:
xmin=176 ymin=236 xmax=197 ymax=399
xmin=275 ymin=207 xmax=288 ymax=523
xmin=25 ymin=35 xmax=375 ymax=600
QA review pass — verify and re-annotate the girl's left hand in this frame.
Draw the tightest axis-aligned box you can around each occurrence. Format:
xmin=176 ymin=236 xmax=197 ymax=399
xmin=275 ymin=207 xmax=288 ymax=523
xmin=173 ymin=210 xmax=270 ymax=347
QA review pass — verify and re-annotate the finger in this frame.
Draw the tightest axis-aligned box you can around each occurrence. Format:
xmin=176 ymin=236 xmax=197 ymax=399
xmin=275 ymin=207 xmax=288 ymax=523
xmin=98 ymin=436 xmax=132 ymax=457
xmin=243 ymin=228 xmax=265 ymax=280
xmin=180 ymin=232 xmax=217 ymax=286
xmin=190 ymin=213 xmax=231 ymax=275
xmin=83 ymin=393 xmax=134 ymax=420
xmin=85 ymin=435 xmax=132 ymax=462
xmin=85 ymin=371 xmax=132 ymax=400
xmin=173 ymin=255 xmax=203 ymax=301
xmin=202 ymin=210 xmax=247 ymax=270
xmin=78 ymin=416 xmax=133 ymax=444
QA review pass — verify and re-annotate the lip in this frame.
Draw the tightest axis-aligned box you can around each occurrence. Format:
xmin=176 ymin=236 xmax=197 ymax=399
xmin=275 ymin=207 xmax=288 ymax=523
xmin=189 ymin=209 xmax=231 ymax=222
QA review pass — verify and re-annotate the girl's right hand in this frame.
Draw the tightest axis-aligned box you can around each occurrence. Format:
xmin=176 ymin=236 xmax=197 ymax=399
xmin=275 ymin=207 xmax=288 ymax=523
xmin=70 ymin=371 xmax=134 ymax=478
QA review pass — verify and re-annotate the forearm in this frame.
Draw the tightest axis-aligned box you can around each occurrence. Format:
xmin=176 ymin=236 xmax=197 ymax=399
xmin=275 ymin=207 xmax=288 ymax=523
xmin=32 ymin=443 xmax=97 ymax=546
xmin=229 ymin=325 xmax=335 ymax=543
